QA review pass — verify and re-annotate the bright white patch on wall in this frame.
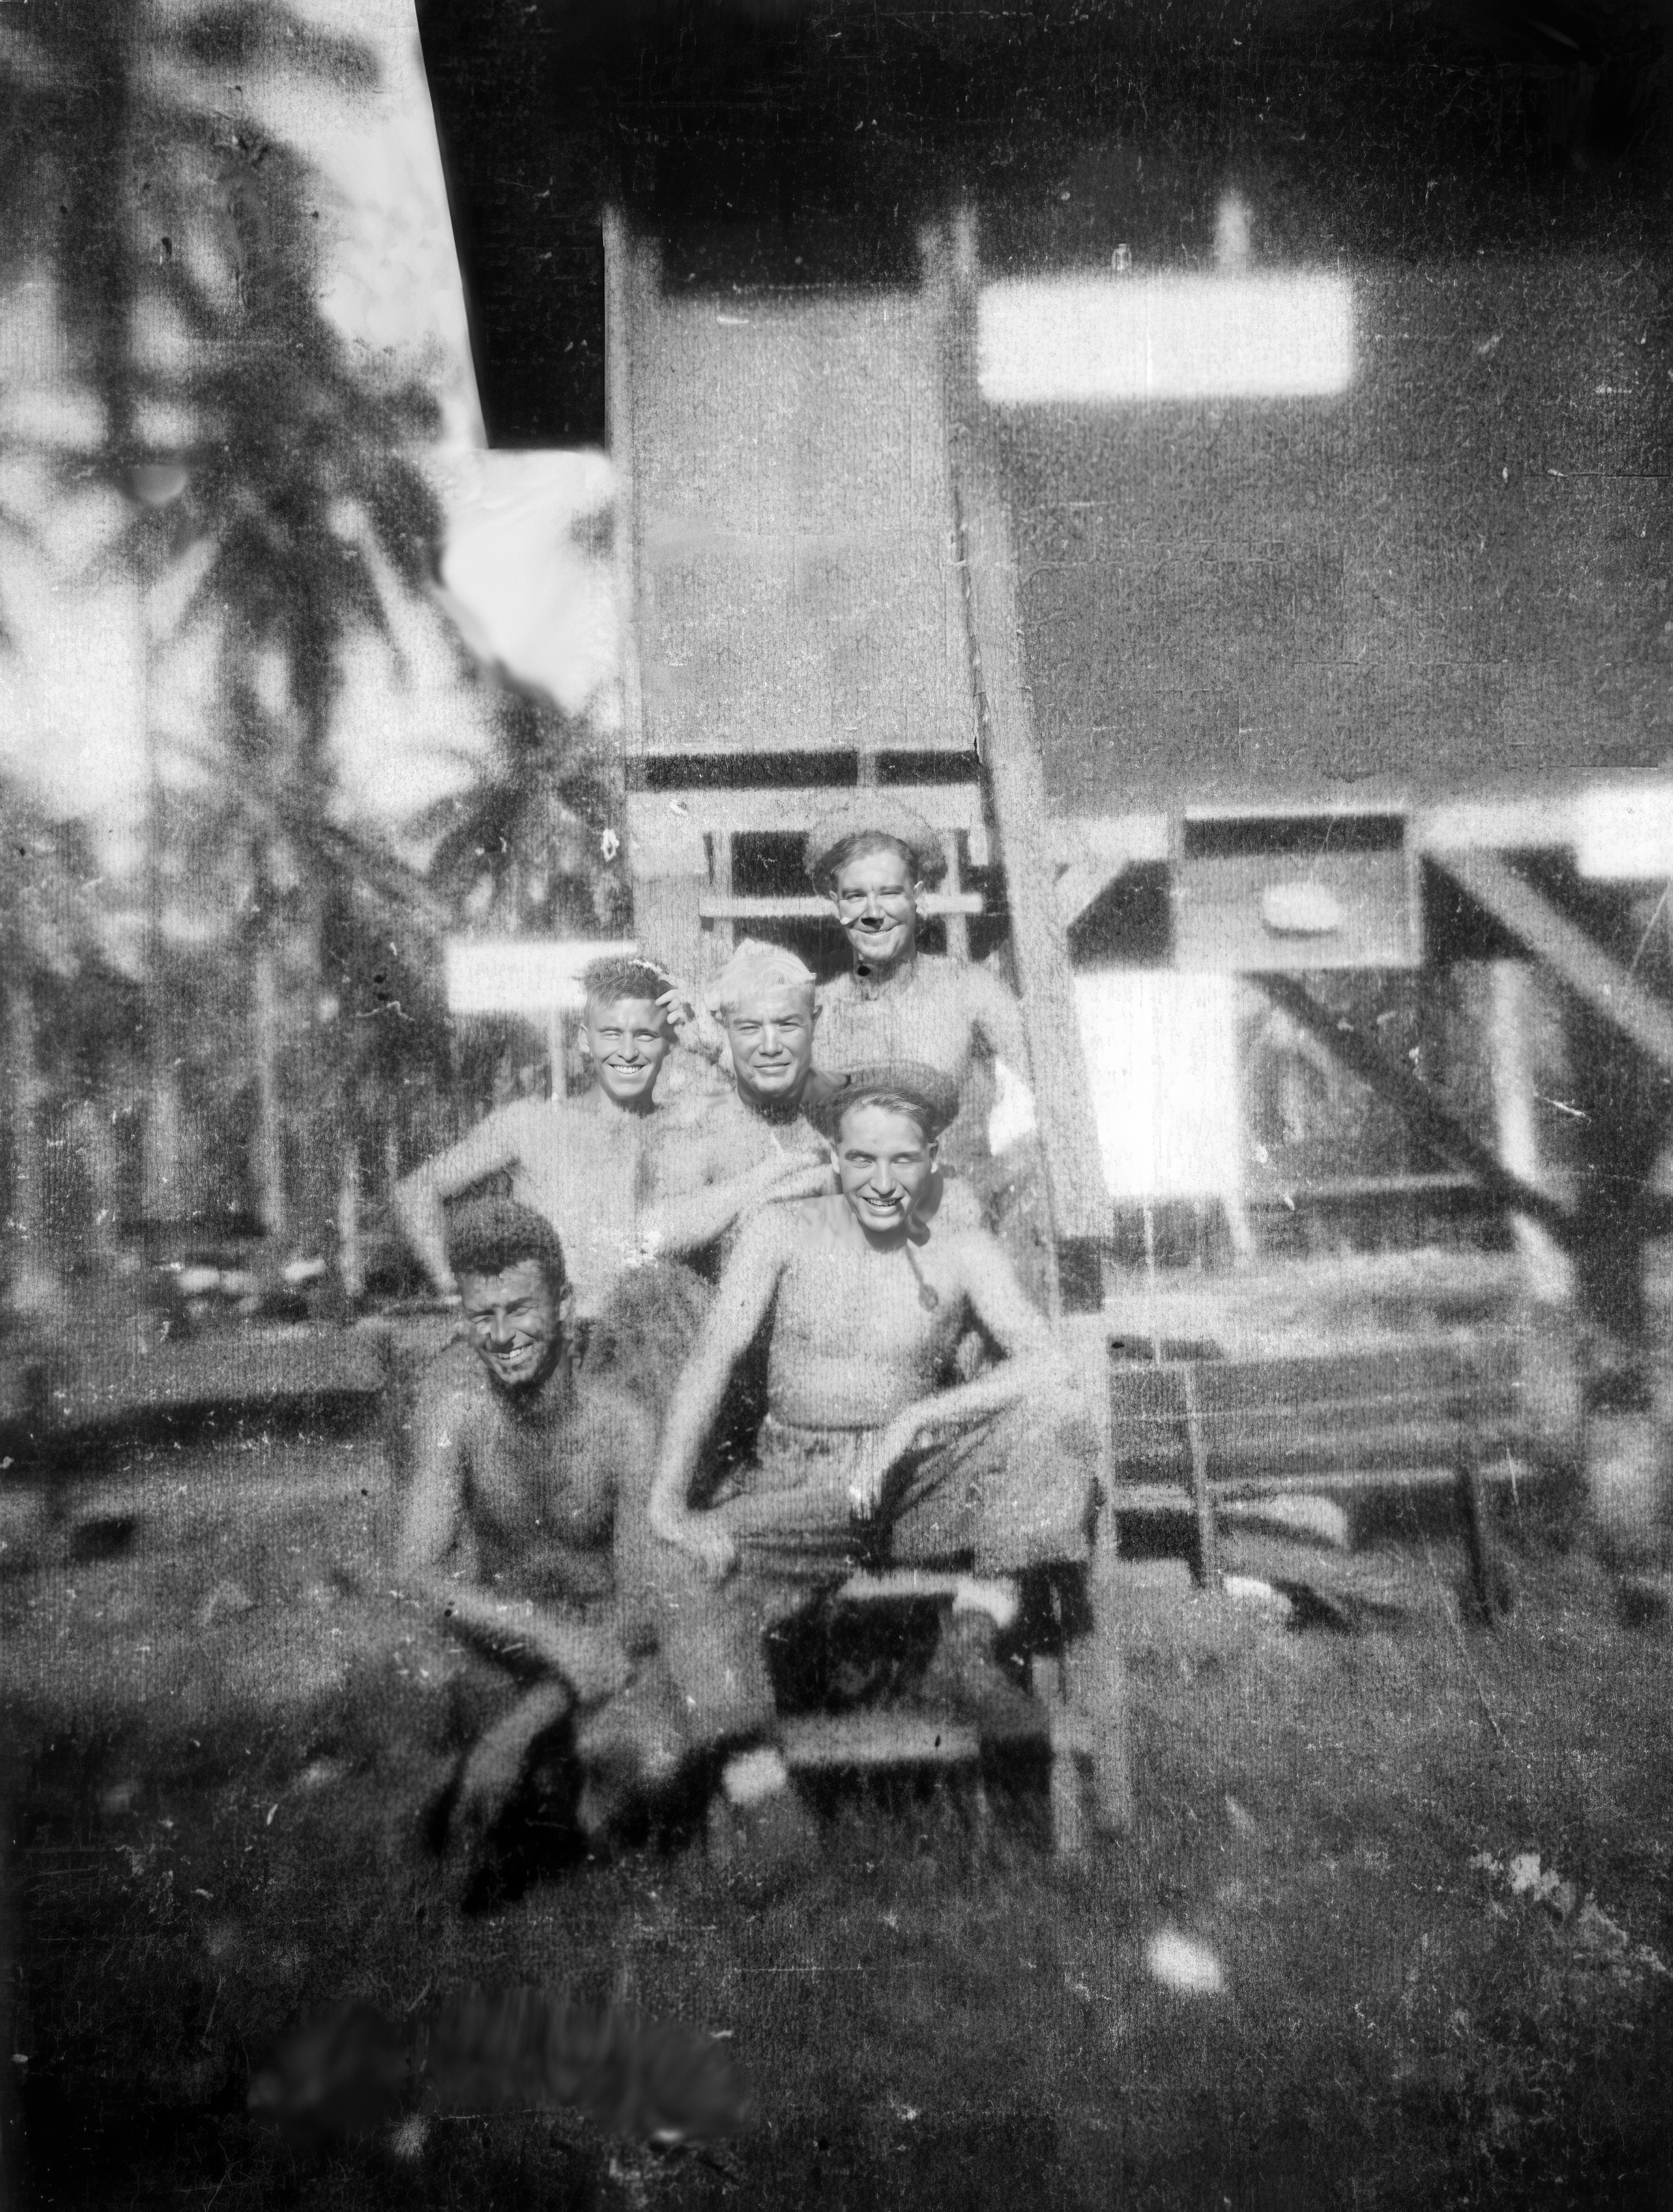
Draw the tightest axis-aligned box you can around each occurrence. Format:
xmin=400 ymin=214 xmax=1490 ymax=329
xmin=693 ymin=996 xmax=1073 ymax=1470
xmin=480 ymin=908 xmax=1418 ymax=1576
xmin=978 ymin=270 xmax=1354 ymax=404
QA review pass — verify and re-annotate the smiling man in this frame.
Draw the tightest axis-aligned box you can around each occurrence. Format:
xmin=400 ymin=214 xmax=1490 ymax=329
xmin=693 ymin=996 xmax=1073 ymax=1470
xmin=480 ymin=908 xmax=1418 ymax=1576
xmin=645 ymin=1062 xmax=1099 ymax=1860
xmin=637 ymin=939 xmax=838 ymax=1270
xmin=806 ymin=799 xmax=1032 ymax=1178
xmin=395 ymin=956 xmax=687 ymax=1327
xmin=395 ymin=1197 xmax=686 ymax=1883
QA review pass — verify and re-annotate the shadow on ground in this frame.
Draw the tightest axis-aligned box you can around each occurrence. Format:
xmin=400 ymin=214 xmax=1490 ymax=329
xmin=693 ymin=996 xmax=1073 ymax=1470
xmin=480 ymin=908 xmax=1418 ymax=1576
xmin=4 ymin=1417 xmax=1672 ymax=2209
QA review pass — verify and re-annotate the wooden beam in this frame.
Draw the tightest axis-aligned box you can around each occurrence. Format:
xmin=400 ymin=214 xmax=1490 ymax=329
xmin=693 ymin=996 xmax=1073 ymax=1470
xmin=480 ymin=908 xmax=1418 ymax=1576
xmin=929 ymin=215 xmax=1111 ymax=1252
xmin=698 ymin=892 xmax=984 ymax=922
xmin=602 ymin=209 xmax=649 ymax=773
xmin=626 ymin=786 xmax=989 ymax=838
xmin=779 ymin=1708 xmax=1091 ymax=1772
xmin=1436 ymin=848 xmax=1673 ymax=1076
xmin=1255 ymin=973 xmax=1579 ymax=1248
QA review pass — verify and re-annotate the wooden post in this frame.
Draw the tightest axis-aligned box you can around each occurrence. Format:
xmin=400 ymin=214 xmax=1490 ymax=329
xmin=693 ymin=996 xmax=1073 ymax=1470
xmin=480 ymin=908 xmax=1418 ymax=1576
xmin=1182 ymin=1363 xmax=1220 ymax=1588
xmin=1438 ymin=849 xmax=1673 ymax=1076
xmin=604 ymin=208 xmax=650 ymax=776
xmin=1062 ymin=1312 xmax=1135 ymax=1836
xmin=1485 ymin=960 xmax=1571 ymax=1305
xmin=1256 ymin=973 xmax=1578 ymax=1248
xmin=942 ymin=833 xmax=971 ymax=962
xmin=926 ymin=215 xmax=1111 ymax=1285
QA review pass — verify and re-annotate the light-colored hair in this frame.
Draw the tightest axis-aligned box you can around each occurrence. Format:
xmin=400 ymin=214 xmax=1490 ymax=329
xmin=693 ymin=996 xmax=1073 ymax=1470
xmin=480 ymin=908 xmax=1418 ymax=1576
xmin=705 ymin=937 xmax=818 ymax=1018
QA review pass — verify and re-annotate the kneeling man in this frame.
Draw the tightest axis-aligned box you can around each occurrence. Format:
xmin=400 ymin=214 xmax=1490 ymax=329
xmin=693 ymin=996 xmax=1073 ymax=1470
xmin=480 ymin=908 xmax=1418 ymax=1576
xmin=647 ymin=1063 xmax=1098 ymax=1837
xmin=395 ymin=1198 xmax=680 ymax=1867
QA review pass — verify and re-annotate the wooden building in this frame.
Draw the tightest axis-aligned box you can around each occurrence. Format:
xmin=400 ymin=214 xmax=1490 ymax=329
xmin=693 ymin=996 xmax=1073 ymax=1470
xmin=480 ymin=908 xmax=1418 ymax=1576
xmin=603 ymin=200 xmax=1672 ymax=1317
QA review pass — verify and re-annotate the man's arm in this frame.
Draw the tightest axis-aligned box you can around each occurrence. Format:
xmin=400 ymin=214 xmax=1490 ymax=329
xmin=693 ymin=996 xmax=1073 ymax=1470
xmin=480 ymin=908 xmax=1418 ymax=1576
xmin=392 ymin=1105 xmax=530 ymax=1297
xmin=394 ymin=1370 xmax=470 ymax=1583
xmin=646 ymin=1209 xmax=788 ymax=1571
xmin=638 ymin=1129 xmax=830 ymax=1261
xmin=967 ymin=964 xmax=1033 ymax=1084
xmin=586 ymin=1388 xmax=667 ymax=1654
xmin=876 ymin=1229 xmax=1077 ymax=1468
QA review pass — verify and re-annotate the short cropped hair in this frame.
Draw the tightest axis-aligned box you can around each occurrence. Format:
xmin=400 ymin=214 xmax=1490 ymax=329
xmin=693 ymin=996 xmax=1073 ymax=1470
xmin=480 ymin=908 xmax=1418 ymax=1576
xmin=447 ymin=1197 xmax=566 ymax=1297
xmin=705 ymin=937 xmax=817 ymax=1018
xmin=581 ymin=955 xmax=674 ymax=1016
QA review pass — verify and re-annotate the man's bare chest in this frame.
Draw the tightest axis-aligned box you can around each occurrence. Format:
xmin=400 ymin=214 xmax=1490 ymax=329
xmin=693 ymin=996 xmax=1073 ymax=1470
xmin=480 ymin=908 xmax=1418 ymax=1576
xmin=775 ymin=1238 xmax=964 ymax=1368
xmin=465 ymin=1409 xmax=612 ymax=1551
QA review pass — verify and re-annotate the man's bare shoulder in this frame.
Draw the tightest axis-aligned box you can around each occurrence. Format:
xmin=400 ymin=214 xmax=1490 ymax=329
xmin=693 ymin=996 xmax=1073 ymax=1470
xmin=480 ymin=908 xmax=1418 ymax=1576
xmin=918 ymin=1212 xmax=1019 ymax=1284
xmin=967 ymin=957 xmax=1022 ymax=1014
xmin=719 ymin=1193 xmax=805 ymax=1269
xmin=473 ymin=1094 xmax=548 ymax=1144
xmin=410 ymin=1336 xmax=493 ymax=1428
xmin=776 ymin=1192 xmax=851 ymax=1245
xmin=928 ymin=1170 xmax=984 ymax=1233
xmin=569 ymin=1377 xmax=656 ymax=1467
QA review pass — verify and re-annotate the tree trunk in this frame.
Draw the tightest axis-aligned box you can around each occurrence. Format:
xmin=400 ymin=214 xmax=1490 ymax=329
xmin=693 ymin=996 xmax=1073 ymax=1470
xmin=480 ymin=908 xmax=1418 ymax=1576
xmin=3 ymin=980 xmax=61 ymax=1316
xmin=141 ymin=1055 xmax=185 ymax=1232
xmin=336 ymin=1138 xmax=364 ymax=1303
xmin=252 ymin=936 xmax=287 ymax=1243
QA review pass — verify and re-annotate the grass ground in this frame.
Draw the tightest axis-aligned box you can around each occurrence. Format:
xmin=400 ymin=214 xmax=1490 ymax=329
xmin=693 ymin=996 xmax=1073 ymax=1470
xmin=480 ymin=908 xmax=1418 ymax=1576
xmin=4 ymin=1417 xmax=1672 ymax=2211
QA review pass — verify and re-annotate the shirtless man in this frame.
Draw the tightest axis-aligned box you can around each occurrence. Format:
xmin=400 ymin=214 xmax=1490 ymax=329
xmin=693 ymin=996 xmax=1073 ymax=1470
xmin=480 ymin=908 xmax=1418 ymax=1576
xmin=640 ymin=939 xmax=838 ymax=1268
xmin=806 ymin=799 xmax=1032 ymax=1177
xmin=394 ymin=956 xmax=684 ymax=1327
xmin=646 ymin=1063 xmax=1098 ymax=1849
xmin=395 ymin=1198 xmax=682 ymax=1878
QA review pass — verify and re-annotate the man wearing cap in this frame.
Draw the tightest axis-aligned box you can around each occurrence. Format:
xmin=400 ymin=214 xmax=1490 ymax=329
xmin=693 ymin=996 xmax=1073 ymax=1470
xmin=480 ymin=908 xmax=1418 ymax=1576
xmin=806 ymin=799 xmax=1032 ymax=1179
xmin=645 ymin=1061 xmax=1099 ymax=1856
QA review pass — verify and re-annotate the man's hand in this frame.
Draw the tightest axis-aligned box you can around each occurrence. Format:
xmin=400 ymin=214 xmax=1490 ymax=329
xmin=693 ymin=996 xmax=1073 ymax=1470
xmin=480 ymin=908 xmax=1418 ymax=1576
xmin=649 ymin=1501 xmax=738 ymax=1582
xmin=845 ymin=1428 xmax=895 ymax=1520
xmin=847 ymin=1412 xmax=944 ymax=1518
xmin=657 ymin=984 xmax=724 ymax=1062
xmin=529 ymin=1621 xmax=631 ymax=1705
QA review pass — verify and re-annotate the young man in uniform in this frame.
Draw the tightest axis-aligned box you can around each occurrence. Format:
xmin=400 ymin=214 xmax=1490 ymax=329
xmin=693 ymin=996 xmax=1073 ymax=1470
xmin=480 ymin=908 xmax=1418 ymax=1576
xmin=645 ymin=1062 xmax=1099 ymax=1854
xmin=394 ymin=1197 xmax=683 ymax=1879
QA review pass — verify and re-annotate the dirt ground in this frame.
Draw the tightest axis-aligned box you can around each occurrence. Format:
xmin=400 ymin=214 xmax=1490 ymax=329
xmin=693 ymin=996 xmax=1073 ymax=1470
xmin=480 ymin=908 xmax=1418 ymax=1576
xmin=3 ymin=1416 xmax=1671 ymax=2211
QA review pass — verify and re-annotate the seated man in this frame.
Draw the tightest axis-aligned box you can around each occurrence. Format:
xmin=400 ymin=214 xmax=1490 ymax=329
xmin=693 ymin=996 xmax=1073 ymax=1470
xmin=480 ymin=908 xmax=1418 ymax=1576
xmin=646 ymin=1062 xmax=1099 ymax=1850
xmin=394 ymin=1197 xmax=682 ymax=1874
xmin=394 ymin=956 xmax=688 ymax=1329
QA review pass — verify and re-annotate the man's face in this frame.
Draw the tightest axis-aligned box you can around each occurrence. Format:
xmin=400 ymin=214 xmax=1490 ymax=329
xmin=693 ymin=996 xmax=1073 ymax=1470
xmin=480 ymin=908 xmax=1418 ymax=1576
xmin=830 ymin=845 xmax=919 ymax=969
xmin=831 ymin=1102 xmax=936 ymax=1231
xmin=584 ymin=995 xmax=673 ymax=1107
xmin=722 ymin=984 xmax=816 ymax=1105
xmin=459 ymin=1258 xmax=565 ymax=1393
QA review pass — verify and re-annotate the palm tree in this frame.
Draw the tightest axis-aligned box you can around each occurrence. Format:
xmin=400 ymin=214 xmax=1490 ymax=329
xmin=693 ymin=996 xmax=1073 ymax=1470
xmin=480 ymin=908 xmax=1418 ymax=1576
xmin=0 ymin=779 xmax=107 ymax=1316
xmin=1 ymin=0 xmax=453 ymax=1274
xmin=422 ymin=670 xmax=629 ymax=941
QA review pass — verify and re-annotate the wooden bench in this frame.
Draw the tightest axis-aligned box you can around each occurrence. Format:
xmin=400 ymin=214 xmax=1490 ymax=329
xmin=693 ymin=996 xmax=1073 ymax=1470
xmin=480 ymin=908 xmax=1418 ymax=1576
xmin=1106 ymin=1333 xmax=1575 ymax=1614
